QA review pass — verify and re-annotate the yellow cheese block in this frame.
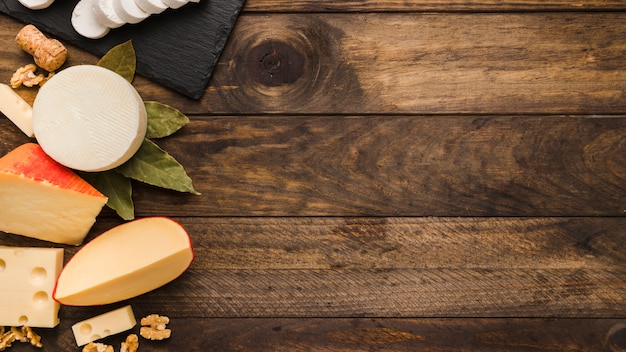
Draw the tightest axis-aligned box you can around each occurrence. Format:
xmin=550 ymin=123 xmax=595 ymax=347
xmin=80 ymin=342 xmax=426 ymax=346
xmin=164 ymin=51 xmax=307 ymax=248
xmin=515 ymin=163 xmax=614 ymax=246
xmin=0 ymin=143 xmax=107 ymax=245
xmin=71 ymin=305 xmax=136 ymax=346
xmin=0 ymin=246 xmax=63 ymax=328
xmin=54 ymin=217 xmax=194 ymax=306
xmin=32 ymin=65 xmax=147 ymax=172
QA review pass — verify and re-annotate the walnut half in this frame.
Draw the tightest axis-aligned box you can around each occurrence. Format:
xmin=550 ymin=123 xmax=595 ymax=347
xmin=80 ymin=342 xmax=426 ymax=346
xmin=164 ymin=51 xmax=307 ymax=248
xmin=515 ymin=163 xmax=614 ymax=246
xmin=120 ymin=334 xmax=139 ymax=352
xmin=82 ymin=342 xmax=113 ymax=352
xmin=139 ymin=314 xmax=171 ymax=341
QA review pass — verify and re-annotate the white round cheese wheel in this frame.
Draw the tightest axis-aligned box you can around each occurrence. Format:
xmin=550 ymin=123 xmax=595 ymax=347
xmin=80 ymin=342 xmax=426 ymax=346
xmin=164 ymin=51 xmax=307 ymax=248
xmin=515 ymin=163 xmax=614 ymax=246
xmin=32 ymin=65 xmax=147 ymax=172
xmin=71 ymin=0 xmax=111 ymax=39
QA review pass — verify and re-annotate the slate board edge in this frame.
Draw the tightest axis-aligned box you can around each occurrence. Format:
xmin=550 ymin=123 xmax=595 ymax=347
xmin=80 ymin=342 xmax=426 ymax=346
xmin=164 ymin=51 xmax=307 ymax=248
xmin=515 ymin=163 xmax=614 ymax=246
xmin=0 ymin=1 xmax=246 ymax=100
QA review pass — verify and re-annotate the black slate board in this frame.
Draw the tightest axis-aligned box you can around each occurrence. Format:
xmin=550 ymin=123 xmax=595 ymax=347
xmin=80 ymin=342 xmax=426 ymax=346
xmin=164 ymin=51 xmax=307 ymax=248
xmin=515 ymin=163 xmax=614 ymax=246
xmin=0 ymin=0 xmax=245 ymax=99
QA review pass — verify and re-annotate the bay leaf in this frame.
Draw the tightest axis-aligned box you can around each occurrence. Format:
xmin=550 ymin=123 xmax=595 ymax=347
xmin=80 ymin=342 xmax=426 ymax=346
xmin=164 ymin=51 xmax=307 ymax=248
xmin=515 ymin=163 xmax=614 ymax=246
xmin=145 ymin=101 xmax=190 ymax=138
xmin=116 ymin=139 xmax=200 ymax=195
xmin=79 ymin=170 xmax=135 ymax=220
xmin=97 ymin=40 xmax=136 ymax=83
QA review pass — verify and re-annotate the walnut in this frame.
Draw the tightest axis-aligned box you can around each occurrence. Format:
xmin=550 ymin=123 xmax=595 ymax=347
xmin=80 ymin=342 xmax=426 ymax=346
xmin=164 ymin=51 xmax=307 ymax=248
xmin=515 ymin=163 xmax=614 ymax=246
xmin=10 ymin=64 xmax=52 ymax=88
xmin=139 ymin=314 xmax=171 ymax=340
xmin=82 ymin=342 xmax=114 ymax=352
xmin=120 ymin=334 xmax=139 ymax=352
xmin=0 ymin=326 xmax=42 ymax=350
xmin=0 ymin=328 xmax=16 ymax=351
xmin=23 ymin=326 xmax=43 ymax=348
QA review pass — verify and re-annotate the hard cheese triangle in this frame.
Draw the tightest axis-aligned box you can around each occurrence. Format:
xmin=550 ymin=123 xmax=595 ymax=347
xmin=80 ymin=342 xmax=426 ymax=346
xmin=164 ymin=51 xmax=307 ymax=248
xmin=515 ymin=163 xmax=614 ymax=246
xmin=0 ymin=143 xmax=107 ymax=245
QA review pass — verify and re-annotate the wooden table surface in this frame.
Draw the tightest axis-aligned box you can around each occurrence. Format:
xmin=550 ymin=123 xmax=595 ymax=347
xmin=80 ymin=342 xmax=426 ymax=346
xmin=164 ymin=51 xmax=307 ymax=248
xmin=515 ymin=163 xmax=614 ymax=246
xmin=2 ymin=1 xmax=626 ymax=351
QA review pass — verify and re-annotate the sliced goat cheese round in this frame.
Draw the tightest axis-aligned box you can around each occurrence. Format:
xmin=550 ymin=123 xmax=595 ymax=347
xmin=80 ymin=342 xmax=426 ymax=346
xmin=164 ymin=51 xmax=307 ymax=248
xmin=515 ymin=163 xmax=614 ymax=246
xmin=112 ymin=0 xmax=150 ymax=24
xmin=32 ymin=65 xmax=147 ymax=172
xmin=160 ymin=0 xmax=189 ymax=9
xmin=17 ymin=0 xmax=55 ymax=9
xmin=134 ymin=0 xmax=168 ymax=14
xmin=71 ymin=0 xmax=111 ymax=39
xmin=92 ymin=0 xmax=126 ymax=28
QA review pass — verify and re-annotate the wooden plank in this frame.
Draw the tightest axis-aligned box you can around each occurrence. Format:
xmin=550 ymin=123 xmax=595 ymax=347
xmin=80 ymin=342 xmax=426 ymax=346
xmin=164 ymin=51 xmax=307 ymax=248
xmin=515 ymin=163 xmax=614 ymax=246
xmin=6 ymin=318 xmax=626 ymax=351
xmin=2 ymin=115 xmax=625 ymax=217
xmin=3 ymin=217 xmax=624 ymax=318
xmin=243 ymin=0 xmax=626 ymax=12
xmin=202 ymin=13 xmax=626 ymax=115
xmin=3 ymin=114 xmax=622 ymax=217
xmin=4 ymin=216 xmax=625 ymax=270
xmin=2 ymin=13 xmax=626 ymax=115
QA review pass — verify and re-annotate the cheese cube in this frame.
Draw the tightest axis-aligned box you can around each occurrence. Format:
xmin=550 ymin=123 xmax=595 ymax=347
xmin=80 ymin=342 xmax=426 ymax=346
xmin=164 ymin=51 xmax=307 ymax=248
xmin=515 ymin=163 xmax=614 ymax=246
xmin=71 ymin=305 xmax=136 ymax=346
xmin=0 ymin=246 xmax=63 ymax=328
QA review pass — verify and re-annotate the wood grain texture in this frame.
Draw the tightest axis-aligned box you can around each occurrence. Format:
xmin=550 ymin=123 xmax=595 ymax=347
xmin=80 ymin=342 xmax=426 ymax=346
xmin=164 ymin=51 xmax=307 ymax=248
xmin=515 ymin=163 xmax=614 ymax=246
xmin=2 ymin=14 xmax=626 ymax=115
xmin=6 ymin=318 xmax=626 ymax=351
xmin=243 ymin=0 xmax=626 ymax=12
xmin=1 ymin=2 xmax=626 ymax=349
xmin=3 ymin=217 xmax=624 ymax=319
xmin=202 ymin=13 xmax=626 ymax=115
xmin=5 ymin=115 xmax=623 ymax=217
xmin=2 ymin=114 xmax=625 ymax=217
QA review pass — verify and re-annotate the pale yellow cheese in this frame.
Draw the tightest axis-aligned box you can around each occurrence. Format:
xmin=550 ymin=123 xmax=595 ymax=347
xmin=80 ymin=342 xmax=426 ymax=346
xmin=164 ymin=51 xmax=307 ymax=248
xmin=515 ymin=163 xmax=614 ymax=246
xmin=32 ymin=65 xmax=147 ymax=172
xmin=0 ymin=246 xmax=63 ymax=328
xmin=71 ymin=305 xmax=136 ymax=346
xmin=0 ymin=173 xmax=107 ymax=245
xmin=0 ymin=143 xmax=108 ymax=245
xmin=0 ymin=83 xmax=34 ymax=138
xmin=54 ymin=217 xmax=194 ymax=306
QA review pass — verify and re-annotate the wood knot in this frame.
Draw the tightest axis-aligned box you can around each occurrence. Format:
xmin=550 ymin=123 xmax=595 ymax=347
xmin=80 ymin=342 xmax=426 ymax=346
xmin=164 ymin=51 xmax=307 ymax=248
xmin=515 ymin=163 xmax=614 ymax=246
xmin=607 ymin=323 xmax=626 ymax=351
xmin=248 ymin=41 xmax=305 ymax=87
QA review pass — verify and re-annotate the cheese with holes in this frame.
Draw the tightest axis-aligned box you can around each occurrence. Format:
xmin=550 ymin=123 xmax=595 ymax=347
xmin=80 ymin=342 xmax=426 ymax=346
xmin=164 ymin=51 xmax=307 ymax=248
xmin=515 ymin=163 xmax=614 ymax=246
xmin=0 ymin=143 xmax=107 ymax=245
xmin=0 ymin=83 xmax=34 ymax=138
xmin=54 ymin=217 xmax=194 ymax=306
xmin=71 ymin=305 xmax=136 ymax=346
xmin=32 ymin=65 xmax=147 ymax=172
xmin=0 ymin=246 xmax=63 ymax=328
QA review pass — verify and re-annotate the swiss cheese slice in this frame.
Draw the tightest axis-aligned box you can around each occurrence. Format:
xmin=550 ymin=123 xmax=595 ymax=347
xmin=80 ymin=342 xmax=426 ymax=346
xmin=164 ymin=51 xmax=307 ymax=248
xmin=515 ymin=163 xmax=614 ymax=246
xmin=0 ymin=246 xmax=63 ymax=328
xmin=0 ymin=143 xmax=108 ymax=245
xmin=54 ymin=217 xmax=194 ymax=306
xmin=71 ymin=305 xmax=136 ymax=346
xmin=32 ymin=65 xmax=147 ymax=172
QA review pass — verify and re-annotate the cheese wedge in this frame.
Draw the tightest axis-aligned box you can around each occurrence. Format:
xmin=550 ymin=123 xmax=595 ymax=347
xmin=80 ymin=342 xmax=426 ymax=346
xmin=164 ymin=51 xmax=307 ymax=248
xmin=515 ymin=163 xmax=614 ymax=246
xmin=0 ymin=83 xmax=34 ymax=138
xmin=0 ymin=143 xmax=107 ymax=245
xmin=32 ymin=65 xmax=147 ymax=172
xmin=54 ymin=217 xmax=194 ymax=306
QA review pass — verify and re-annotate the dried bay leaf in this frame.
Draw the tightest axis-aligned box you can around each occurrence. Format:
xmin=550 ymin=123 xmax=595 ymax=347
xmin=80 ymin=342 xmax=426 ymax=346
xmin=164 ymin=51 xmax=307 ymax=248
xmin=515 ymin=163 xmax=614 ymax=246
xmin=97 ymin=40 xmax=136 ymax=82
xmin=145 ymin=101 xmax=190 ymax=138
xmin=116 ymin=139 xmax=200 ymax=195
xmin=79 ymin=170 xmax=135 ymax=220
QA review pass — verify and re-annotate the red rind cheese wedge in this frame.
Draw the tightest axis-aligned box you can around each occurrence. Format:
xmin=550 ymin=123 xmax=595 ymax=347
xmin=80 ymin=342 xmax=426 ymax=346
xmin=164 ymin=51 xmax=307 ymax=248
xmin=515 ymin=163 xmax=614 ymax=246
xmin=53 ymin=217 xmax=194 ymax=306
xmin=0 ymin=143 xmax=107 ymax=245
